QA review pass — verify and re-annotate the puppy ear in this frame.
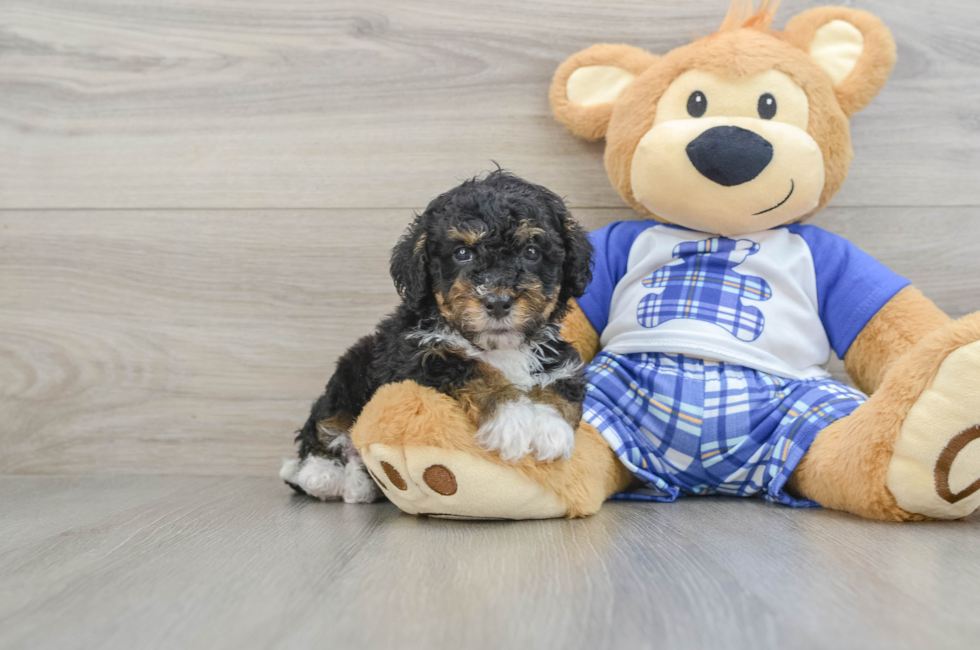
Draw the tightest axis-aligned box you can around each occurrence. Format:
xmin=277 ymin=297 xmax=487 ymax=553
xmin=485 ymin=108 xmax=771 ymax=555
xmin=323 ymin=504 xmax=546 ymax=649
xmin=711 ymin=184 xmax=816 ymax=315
xmin=557 ymin=207 xmax=593 ymax=303
xmin=389 ymin=215 xmax=430 ymax=311
xmin=550 ymin=44 xmax=658 ymax=141
xmin=782 ymin=7 xmax=896 ymax=117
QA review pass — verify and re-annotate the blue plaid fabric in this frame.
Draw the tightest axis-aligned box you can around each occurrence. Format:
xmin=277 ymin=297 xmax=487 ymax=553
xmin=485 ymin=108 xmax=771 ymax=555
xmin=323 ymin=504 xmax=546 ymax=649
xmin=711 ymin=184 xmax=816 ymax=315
xmin=583 ymin=351 xmax=866 ymax=507
xmin=637 ymin=237 xmax=772 ymax=342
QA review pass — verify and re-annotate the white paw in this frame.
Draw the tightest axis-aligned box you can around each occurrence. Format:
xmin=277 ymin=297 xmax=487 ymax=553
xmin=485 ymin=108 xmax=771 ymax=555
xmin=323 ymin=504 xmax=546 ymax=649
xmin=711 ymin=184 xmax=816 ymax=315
xmin=343 ymin=458 xmax=382 ymax=504
xmin=476 ymin=398 xmax=534 ymax=462
xmin=279 ymin=458 xmax=301 ymax=483
xmin=475 ymin=399 xmax=575 ymax=463
xmin=281 ymin=449 xmax=381 ymax=504
xmin=290 ymin=455 xmax=346 ymax=501
xmin=528 ymin=403 xmax=575 ymax=462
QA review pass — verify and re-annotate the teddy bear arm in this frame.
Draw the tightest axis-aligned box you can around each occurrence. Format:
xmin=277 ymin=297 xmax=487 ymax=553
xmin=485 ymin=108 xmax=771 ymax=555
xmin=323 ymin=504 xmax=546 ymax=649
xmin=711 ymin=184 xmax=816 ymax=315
xmin=843 ymin=285 xmax=951 ymax=394
xmin=560 ymin=299 xmax=602 ymax=364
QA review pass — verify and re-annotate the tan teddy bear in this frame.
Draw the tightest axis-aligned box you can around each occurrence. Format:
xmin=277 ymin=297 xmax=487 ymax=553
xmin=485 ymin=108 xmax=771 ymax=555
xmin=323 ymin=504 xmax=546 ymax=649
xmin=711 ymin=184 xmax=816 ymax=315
xmin=351 ymin=2 xmax=980 ymax=521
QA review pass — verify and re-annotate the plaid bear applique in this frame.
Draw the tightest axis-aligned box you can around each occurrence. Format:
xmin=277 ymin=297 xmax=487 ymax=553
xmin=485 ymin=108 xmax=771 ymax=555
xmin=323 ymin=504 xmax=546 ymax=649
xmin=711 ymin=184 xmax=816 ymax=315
xmin=636 ymin=237 xmax=772 ymax=342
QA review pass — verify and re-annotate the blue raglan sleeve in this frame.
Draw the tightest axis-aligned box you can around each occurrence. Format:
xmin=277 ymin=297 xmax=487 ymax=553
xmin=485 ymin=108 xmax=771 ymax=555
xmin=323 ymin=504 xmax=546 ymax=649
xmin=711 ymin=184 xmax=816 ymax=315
xmin=577 ymin=221 xmax=654 ymax=335
xmin=788 ymin=224 xmax=911 ymax=359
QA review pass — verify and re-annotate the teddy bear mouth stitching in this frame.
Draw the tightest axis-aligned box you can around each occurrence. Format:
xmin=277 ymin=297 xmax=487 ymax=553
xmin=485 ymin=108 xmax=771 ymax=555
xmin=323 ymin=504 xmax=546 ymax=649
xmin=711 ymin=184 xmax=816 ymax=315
xmin=752 ymin=179 xmax=795 ymax=216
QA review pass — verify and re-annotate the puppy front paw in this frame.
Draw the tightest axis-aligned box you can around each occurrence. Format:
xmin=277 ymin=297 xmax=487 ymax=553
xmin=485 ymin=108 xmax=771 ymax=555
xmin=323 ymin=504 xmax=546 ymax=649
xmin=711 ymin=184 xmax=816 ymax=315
xmin=475 ymin=398 xmax=575 ymax=463
xmin=528 ymin=403 xmax=575 ymax=462
xmin=476 ymin=399 xmax=535 ymax=462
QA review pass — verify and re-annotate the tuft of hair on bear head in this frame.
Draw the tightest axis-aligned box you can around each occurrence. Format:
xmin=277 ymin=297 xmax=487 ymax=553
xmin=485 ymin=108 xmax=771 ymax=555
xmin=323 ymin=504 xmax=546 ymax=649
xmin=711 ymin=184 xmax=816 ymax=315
xmin=717 ymin=0 xmax=780 ymax=34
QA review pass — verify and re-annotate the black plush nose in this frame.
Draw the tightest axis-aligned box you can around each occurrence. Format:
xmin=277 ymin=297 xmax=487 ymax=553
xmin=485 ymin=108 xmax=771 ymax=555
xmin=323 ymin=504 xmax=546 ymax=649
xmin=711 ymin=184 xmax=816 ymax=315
xmin=686 ymin=126 xmax=773 ymax=187
xmin=482 ymin=295 xmax=514 ymax=320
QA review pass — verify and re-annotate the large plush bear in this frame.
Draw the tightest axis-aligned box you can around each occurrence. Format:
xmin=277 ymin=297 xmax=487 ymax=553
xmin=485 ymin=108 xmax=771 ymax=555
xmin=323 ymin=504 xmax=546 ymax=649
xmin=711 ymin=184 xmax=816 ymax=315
xmin=350 ymin=2 xmax=980 ymax=521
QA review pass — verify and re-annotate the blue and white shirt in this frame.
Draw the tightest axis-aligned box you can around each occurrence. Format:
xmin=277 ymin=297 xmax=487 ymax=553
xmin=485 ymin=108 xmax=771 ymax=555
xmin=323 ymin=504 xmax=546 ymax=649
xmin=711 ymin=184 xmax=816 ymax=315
xmin=578 ymin=222 xmax=910 ymax=380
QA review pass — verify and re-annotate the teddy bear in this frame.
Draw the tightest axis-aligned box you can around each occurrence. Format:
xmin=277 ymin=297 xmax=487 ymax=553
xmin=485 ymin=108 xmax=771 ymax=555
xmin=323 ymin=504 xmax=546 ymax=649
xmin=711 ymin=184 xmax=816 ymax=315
xmin=348 ymin=1 xmax=980 ymax=521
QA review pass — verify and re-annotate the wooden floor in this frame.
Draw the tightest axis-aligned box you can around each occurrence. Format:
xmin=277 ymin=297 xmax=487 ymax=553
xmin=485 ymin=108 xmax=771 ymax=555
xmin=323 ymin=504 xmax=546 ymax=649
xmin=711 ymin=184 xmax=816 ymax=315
xmin=2 ymin=1 xmax=980 ymax=647
xmin=0 ymin=476 xmax=977 ymax=650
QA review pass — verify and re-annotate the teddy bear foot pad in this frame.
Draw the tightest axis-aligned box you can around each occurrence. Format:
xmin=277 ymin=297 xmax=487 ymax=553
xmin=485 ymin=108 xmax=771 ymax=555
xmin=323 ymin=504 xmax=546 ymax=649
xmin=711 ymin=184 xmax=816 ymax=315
xmin=888 ymin=341 xmax=980 ymax=519
xmin=359 ymin=443 xmax=567 ymax=520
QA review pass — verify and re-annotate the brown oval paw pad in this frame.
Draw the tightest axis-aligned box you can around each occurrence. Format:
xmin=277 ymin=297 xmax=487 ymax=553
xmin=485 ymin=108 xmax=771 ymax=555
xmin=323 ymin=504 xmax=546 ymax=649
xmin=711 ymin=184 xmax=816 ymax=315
xmin=422 ymin=464 xmax=457 ymax=496
xmin=380 ymin=461 xmax=407 ymax=491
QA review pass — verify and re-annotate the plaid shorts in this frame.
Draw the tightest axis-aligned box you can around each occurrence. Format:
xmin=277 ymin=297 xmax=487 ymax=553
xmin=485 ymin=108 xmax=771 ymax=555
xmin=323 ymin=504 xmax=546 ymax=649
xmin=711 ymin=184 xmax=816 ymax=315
xmin=583 ymin=352 xmax=866 ymax=507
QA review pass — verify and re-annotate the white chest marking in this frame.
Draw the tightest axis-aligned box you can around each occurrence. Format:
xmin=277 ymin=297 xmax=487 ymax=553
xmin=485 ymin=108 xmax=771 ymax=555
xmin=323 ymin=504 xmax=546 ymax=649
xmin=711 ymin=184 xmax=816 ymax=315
xmin=407 ymin=324 xmax=581 ymax=391
xmin=475 ymin=348 xmax=539 ymax=390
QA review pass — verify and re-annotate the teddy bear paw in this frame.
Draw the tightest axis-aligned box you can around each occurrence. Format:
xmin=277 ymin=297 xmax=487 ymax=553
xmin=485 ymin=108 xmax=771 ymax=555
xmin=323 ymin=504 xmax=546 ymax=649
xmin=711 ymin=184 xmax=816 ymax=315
xmin=358 ymin=442 xmax=567 ymax=520
xmin=888 ymin=340 xmax=980 ymax=519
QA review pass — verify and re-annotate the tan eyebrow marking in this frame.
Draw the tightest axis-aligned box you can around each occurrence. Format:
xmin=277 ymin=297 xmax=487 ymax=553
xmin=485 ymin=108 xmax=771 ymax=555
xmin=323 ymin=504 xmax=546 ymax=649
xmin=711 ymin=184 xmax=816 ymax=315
xmin=515 ymin=219 xmax=545 ymax=242
xmin=447 ymin=227 xmax=485 ymax=245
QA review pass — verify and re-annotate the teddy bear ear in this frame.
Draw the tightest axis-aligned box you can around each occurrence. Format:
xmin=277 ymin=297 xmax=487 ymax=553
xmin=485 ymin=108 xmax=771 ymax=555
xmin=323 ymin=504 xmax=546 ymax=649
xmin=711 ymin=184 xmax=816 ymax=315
xmin=782 ymin=6 xmax=897 ymax=117
xmin=550 ymin=44 xmax=658 ymax=141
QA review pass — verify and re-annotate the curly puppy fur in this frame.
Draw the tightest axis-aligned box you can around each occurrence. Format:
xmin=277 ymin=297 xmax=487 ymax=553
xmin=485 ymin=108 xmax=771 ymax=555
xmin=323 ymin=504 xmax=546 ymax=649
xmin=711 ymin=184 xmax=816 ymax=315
xmin=282 ymin=170 xmax=594 ymax=501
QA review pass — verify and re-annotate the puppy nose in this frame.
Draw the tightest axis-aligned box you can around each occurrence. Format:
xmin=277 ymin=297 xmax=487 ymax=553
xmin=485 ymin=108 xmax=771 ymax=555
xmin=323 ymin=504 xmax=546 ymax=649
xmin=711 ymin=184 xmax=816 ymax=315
xmin=686 ymin=126 xmax=773 ymax=187
xmin=481 ymin=295 xmax=514 ymax=319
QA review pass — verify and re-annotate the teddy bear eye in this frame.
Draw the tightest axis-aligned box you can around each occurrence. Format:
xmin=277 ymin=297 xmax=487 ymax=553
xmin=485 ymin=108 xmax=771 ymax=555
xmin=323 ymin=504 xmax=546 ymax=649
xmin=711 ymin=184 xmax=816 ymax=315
xmin=453 ymin=246 xmax=474 ymax=263
xmin=758 ymin=93 xmax=777 ymax=120
xmin=687 ymin=91 xmax=707 ymax=118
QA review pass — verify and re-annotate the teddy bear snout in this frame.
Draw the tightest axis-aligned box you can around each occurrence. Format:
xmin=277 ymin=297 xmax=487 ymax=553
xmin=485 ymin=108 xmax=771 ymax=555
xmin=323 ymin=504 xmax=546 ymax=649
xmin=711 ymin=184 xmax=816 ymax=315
xmin=686 ymin=125 xmax=774 ymax=187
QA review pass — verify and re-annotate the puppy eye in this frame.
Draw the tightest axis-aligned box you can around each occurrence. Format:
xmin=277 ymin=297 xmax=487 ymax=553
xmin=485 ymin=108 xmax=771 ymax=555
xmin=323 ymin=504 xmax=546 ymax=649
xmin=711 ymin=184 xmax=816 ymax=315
xmin=453 ymin=246 xmax=474 ymax=263
xmin=687 ymin=91 xmax=707 ymax=118
xmin=758 ymin=93 xmax=777 ymax=120
xmin=523 ymin=245 xmax=542 ymax=262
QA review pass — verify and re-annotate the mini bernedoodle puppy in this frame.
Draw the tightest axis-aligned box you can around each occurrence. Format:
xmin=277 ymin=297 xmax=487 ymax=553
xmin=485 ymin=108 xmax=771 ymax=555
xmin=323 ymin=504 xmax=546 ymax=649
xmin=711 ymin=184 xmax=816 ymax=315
xmin=280 ymin=171 xmax=594 ymax=503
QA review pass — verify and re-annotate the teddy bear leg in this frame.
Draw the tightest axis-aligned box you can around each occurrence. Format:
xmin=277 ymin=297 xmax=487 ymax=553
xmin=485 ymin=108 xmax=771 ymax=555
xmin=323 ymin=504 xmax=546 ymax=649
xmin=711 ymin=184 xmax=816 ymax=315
xmin=350 ymin=381 xmax=631 ymax=519
xmin=789 ymin=315 xmax=980 ymax=521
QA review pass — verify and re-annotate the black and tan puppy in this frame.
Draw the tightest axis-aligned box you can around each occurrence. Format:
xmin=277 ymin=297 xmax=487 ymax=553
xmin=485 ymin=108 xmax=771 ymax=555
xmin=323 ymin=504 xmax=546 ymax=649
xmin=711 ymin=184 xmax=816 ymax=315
xmin=280 ymin=171 xmax=593 ymax=503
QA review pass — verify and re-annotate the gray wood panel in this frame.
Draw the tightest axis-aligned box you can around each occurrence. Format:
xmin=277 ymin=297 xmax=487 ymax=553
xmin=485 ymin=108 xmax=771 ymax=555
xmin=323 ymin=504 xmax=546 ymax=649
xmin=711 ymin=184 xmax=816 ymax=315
xmin=1 ymin=0 xmax=979 ymax=210
xmin=2 ymin=207 xmax=979 ymax=477
xmin=0 ymin=476 xmax=976 ymax=650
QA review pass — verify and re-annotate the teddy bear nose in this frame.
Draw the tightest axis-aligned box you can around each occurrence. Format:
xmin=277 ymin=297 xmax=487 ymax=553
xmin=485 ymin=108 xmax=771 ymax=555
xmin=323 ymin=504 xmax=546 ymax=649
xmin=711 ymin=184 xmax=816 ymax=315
xmin=686 ymin=126 xmax=774 ymax=187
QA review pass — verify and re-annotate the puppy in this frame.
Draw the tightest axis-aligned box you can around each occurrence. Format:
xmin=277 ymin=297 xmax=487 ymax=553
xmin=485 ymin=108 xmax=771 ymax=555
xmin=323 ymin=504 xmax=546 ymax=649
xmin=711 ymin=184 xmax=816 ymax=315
xmin=280 ymin=170 xmax=593 ymax=503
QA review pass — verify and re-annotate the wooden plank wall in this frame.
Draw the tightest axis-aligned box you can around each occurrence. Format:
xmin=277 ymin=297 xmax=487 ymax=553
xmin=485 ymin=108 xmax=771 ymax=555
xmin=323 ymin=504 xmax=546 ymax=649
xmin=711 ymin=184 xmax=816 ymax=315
xmin=2 ymin=0 xmax=979 ymax=476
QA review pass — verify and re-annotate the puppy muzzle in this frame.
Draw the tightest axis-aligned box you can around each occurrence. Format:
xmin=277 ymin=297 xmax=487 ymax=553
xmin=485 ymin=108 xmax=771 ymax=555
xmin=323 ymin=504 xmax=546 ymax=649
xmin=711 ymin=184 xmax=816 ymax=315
xmin=462 ymin=286 xmax=547 ymax=350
